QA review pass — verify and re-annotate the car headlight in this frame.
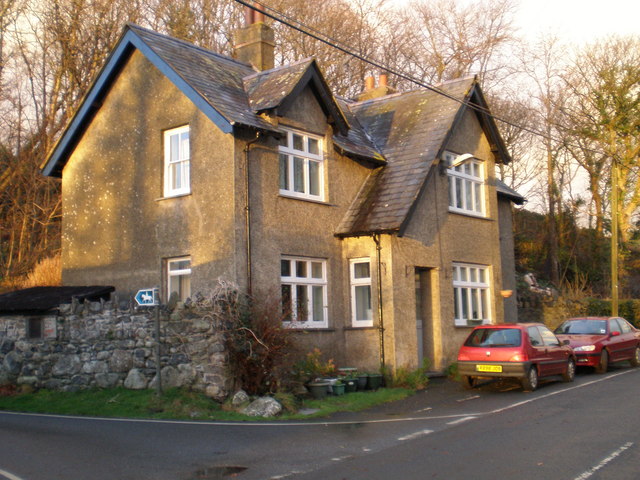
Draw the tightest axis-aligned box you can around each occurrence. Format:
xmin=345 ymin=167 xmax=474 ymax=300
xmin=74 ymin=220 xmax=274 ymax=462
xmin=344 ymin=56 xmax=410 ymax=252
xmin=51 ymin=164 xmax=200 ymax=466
xmin=574 ymin=345 xmax=596 ymax=352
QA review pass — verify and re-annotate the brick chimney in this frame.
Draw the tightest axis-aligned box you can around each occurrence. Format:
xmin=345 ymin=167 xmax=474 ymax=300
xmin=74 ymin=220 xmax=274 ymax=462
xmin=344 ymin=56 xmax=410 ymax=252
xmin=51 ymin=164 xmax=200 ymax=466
xmin=357 ymin=73 xmax=395 ymax=101
xmin=233 ymin=2 xmax=275 ymax=71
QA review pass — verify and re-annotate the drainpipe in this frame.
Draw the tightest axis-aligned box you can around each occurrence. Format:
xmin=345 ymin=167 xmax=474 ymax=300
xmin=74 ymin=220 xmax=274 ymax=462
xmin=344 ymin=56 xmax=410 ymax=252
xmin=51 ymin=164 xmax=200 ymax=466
xmin=244 ymin=132 xmax=261 ymax=297
xmin=373 ymin=233 xmax=385 ymax=369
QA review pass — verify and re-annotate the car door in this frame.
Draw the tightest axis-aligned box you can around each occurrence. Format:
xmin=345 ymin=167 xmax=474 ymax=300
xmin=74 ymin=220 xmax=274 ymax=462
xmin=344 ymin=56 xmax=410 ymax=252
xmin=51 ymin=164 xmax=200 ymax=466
xmin=610 ymin=318 xmax=635 ymax=361
xmin=539 ymin=325 xmax=569 ymax=375
xmin=527 ymin=326 xmax=552 ymax=376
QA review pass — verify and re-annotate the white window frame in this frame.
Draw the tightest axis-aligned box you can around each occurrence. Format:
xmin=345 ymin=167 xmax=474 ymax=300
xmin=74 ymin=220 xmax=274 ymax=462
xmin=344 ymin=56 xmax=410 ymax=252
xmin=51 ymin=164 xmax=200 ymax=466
xmin=164 ymin=125 xmax=190 ymax=197
xmin=443 ymin=151 xmax=485 ymax=217
xmin=167 ymin=256 xmax=191 ymax=302
xmin=278 ymin=128 xmax=325 ymax=201
xmin=350 ymin=258 xmax=373 ymax=327
xmin=281 ymin=256 xmax=328 ymax=328
xmin=453 ymin=263 xmax=491 ymax=327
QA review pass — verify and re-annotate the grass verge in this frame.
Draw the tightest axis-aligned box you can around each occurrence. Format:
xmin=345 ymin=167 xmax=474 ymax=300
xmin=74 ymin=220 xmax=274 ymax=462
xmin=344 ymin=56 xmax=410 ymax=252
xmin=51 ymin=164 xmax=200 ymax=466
xmin=0 ymin=387 xmax=414 ymax=421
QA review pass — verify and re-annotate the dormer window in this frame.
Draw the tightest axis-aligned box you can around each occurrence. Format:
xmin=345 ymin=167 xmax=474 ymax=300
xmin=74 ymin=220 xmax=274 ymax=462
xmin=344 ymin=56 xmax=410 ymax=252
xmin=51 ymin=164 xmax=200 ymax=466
xmin=443 ymin=151 xmax=485 ymax=216
xmin=278 ymin=129 xmax=324 ymax=201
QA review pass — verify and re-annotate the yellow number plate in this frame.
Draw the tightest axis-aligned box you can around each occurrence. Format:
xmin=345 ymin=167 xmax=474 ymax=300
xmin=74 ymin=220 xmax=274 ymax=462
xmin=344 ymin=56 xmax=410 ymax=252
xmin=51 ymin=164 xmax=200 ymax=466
xmin=476 ymin=364 xmax=502 ymax=373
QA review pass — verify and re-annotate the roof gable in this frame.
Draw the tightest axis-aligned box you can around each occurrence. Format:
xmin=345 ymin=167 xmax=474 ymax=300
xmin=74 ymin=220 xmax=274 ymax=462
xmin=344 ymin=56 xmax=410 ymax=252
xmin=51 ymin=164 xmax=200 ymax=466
xmin=337 ymin=77 xmax=512 ymax=237
xmin=244 ymin=58 xmax=349 ymax=135
xmin=42 ymin=24 xmax=275 ymax=177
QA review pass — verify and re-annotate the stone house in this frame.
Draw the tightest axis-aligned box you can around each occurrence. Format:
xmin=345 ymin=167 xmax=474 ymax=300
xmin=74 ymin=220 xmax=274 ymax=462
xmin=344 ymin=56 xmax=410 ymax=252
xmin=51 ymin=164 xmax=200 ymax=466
xmin=41 ymin=13 xmax=523 ymax=374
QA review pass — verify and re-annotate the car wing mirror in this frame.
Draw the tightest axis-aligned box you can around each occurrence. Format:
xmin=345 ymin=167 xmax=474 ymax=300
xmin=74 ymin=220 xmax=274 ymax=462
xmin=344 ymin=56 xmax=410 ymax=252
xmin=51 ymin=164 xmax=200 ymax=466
xmin=611 ymin=331 xmax=621 ymax=337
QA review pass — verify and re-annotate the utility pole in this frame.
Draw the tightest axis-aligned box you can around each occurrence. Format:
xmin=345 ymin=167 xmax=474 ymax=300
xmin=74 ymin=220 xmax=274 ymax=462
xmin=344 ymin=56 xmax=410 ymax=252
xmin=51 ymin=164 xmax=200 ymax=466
xmin=611 ymin=161 xmax=619 ymax=317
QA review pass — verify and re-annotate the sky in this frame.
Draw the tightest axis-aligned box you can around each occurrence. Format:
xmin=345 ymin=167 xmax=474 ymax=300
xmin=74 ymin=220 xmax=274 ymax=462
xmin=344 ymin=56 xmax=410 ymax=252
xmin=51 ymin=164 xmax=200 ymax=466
xmin=387 ymin=0 xmax=640 ymax=45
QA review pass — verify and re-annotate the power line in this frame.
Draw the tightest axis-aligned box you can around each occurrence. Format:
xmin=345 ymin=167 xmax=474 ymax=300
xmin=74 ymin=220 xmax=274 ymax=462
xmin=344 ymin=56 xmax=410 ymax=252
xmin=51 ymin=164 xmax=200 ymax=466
xmin=234 ymin=0 xmax=560 ymax=144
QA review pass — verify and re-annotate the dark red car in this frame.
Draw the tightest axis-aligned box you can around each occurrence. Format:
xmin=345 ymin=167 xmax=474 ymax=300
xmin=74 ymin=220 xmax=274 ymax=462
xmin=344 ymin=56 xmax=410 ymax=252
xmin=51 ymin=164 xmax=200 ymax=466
xmin=457 ymin=323 xmax=575 ymax=391
xmin=554 ymin=317 xmax=640 ymax=373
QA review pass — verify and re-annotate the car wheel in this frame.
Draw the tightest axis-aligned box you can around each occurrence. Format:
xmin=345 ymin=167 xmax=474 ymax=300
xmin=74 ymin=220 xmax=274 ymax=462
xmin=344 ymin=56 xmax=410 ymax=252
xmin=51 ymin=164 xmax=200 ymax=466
xmin=562 ymin=358 xmax=576 ymax=382
xmin=595 ymin=349 xmax=608 ymax=374
xmin=461 ymin=376 xmax=476 ymax=390
xmin=521 ymin=366 xmax=538 ymax=391
xmin=630 ymin=347 xmax=640 ymax=367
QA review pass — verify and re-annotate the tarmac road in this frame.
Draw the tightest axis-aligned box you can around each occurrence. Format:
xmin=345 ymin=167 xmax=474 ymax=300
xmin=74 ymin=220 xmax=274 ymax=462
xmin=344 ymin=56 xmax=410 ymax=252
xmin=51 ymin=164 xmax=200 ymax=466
xmin=1 ymin=366 xmax=639 ymax=480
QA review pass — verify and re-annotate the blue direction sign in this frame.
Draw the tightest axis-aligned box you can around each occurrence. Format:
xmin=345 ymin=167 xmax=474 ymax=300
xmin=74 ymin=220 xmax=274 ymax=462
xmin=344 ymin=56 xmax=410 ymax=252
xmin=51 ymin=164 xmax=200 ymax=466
xmin=135 ymin=288 xmax=159 ymax=306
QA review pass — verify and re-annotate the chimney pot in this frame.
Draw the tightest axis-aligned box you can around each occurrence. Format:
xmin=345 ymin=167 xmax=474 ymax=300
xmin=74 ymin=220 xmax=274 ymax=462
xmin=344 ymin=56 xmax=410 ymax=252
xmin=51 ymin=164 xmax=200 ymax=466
xmin=244 ymin=5 xmax=254 ymax=26
xmin=379 ymin=73 xmax=388 ymax=87
xmin=254 ymin=8 xmax=265 ymax=22
xmin=365 ymin=76 xmax=375 ymax=91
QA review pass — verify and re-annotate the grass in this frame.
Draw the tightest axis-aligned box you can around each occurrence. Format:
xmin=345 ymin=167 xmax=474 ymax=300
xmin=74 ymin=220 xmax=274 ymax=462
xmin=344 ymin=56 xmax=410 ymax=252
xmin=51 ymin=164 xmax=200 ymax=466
xmin=0 ymin=386 xmax=415 ymax=421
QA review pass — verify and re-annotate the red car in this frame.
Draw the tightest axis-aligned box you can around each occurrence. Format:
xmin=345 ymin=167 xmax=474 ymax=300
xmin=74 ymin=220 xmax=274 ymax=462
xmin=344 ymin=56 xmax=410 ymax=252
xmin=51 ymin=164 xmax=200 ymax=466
xmin=457 ymin=323 xmax=575 ymax=391
xmin=554 ymin=317 xmax=640 ymax=373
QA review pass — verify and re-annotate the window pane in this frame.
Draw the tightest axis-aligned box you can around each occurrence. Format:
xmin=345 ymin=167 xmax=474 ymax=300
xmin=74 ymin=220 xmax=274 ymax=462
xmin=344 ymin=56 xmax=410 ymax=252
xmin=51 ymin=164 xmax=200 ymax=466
xmin=471 ymin=288 xmax=479 ymax=319
xmin=449 ymin=178 xmax=455 ymax=208
xmin=296 ymin=285 xmax=308 ymax=321
xmin=296 ymin=260 xmax=307 ymax=278
xmin=170 ymin=259 xmax=190 ymax=271
xmin=312 ymin=286 xmax=324 ymax=322
xmin=461 ymin=288 xmax=468 ymax=320
xmin=180 ymin=131 xmax=189 ymax=159
xmin=456 ymin=178 xmax=463 ymax=208
xmin=474 ymin=183 xmax=482 ymax=212
xmin=309 ymin=160 xmax=320 ymax=196
xmin=460 ymin=267 xmax=468 ymax=282
xmin=355 ymin=285 xmax=372 ymax=321
xmin=470 ymin=268 xmax=477 ymax=283
xmin=293 ymin=134 xmax=303 ymax=151
xmin=478 ymin=268 xmax=486 ymax=283
xmin=454 ymin=288 xmax=460 ymax=319
xmin=279 ymin=154 xmax=289 ymax=190
xmin=293 ymin=157 xmax=304 ymax=193
xmin=281 ymin=259 xmax=291 ymax=277
xmin=453 ymin=266 xmax=459 ymax=281
xmin=170 ymin=134 xmax=179 ymax=162
xmin=281 ymin=284 xmax=292 ymax=321
xmin=308 ymin=138 xmax=319 ymax=155
xmin=465 ymin=179 xmax=472 ymax=210
xmin=354 ymin=262 xmax=370 ymax=279
xmin=311 ymin=261 xmax=323 ymax=279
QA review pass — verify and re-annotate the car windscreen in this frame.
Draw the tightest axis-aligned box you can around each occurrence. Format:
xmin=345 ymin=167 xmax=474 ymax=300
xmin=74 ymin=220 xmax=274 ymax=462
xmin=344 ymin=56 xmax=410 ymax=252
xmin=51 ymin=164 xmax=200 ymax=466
xmin=464 ymin=328 xmax=522 ymax=347
xmin=554 ymin=319 xmax=607 ymax=335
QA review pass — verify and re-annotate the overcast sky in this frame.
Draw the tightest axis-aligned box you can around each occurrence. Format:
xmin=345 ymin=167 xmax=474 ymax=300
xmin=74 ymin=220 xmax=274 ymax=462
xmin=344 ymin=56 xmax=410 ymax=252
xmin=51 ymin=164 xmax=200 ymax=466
xmin=387 ymin=0 xmax=640 ymax=45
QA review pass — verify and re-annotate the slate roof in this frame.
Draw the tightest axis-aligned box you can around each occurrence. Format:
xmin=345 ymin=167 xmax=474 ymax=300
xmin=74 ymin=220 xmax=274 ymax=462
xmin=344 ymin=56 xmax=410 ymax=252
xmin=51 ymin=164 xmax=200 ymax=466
xmin=0 ymin=286 xmax=115 ymax=314
xmin=337 ymin=78 xmax=481 ymax=236
xmin=496 ymin=179 xmax=525 ymax=205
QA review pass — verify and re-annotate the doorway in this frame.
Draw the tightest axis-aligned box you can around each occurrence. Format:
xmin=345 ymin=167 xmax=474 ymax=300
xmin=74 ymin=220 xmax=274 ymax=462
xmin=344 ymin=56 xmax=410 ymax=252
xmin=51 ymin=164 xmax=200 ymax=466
xmin=415 ymin=267 xmax=435 ymax=368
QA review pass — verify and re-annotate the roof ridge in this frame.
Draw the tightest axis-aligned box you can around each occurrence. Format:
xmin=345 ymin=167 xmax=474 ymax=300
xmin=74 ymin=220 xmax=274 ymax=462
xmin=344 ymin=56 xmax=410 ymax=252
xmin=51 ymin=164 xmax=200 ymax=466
xmin=126 ymin=23 xmax=253 ymax=70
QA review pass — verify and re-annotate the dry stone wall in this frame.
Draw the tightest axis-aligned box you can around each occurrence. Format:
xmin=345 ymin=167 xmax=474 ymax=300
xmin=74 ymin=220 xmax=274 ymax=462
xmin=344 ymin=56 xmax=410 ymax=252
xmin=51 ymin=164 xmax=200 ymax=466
xmin=0 ymin=299 xmax=229 ymax=400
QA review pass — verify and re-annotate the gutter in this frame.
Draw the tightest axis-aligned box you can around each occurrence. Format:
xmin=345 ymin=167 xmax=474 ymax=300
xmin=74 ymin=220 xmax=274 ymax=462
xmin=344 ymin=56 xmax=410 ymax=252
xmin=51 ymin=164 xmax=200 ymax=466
xmin=244 ymin=132 xmax=262 ymax=296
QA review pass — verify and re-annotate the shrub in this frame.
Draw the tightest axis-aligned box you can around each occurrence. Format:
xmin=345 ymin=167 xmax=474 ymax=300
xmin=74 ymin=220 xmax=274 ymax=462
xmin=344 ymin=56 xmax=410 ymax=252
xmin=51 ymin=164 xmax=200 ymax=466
xmin=293 ymin=348 xmax=336 ymax=383
xmin=389 ymin=359 xmax=430 ymax=390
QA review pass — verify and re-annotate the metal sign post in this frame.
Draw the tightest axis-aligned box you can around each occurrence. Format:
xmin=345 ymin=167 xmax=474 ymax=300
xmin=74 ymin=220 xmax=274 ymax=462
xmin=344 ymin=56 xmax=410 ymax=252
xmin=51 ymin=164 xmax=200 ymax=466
xmin=135 ymin=288 xmax=162 ymax=396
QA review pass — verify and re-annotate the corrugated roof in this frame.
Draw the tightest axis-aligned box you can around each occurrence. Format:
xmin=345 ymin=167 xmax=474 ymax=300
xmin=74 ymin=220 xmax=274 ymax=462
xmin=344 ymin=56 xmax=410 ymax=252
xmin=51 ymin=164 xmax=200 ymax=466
xmin=0 ymin=286 xmax=115 ymax=314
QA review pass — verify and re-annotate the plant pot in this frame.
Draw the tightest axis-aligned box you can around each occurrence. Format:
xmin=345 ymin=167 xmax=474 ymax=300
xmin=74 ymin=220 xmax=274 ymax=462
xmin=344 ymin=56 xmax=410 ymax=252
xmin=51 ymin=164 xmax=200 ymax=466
xmin=344 ymin=379 xmax=357 ymax=393
xmin=307 ymin=381 xmax=330 ymax=399
xmin=332 ymin=383 xmax=346 ymax=395
xmin=367 ymin=373 xmax=383 ymax=390
xmin=356 ymin=374 xmax=368 ymax=390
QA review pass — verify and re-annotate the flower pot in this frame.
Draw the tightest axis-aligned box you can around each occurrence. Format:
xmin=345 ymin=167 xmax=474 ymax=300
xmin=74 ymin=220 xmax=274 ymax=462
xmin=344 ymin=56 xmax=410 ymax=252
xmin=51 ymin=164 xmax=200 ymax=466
xmin=356 ymin=374 xmax=368 ymax=390
xmin=344 ymin=379 xmax=357 ymax=393
xmin=367 ymin=373 xmax=383 ymax=390
xmin=307 ymin=381 xmax=330 ymax=399
xmin=332 ymin=383 xmax=346 ymax=395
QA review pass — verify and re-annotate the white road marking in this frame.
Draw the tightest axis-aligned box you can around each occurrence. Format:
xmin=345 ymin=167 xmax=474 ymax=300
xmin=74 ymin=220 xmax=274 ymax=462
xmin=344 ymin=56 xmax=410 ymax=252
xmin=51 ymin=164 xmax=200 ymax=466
xmin=416 ymin=407 xmax=432 ymax=413
xmin=573 ymin=442 xmax=634 ymax=480
xmin=446 ymin=416 xmax=476 ymax=425
xmin=0 ymin=468 xmax=25 ymax=480
xmin=398 ymin=429 xmax=433 ymax=441
xmin=457 ymin=395 xmax=480 ymax=402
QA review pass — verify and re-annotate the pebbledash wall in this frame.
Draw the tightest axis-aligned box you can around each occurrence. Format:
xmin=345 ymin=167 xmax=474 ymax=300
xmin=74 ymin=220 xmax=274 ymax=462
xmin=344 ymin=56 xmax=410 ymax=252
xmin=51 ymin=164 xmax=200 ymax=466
xmin=0 ymin=299 xmax=230 ymax=400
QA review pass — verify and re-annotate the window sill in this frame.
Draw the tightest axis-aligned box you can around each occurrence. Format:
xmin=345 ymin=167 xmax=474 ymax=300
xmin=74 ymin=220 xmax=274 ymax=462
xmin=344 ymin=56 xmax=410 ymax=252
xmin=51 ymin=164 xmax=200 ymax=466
xmin=155 ymin=192 xmax=192 ymax=202
xmin=278 ymin=194 xmax=336 ymax=207
xmin=287 ymin=327 xmax=336 ymax=332
xmin=448 ymin=209 xmax=492 ymax=220
xmin=344 ymin=325 xmax=377 ymax=331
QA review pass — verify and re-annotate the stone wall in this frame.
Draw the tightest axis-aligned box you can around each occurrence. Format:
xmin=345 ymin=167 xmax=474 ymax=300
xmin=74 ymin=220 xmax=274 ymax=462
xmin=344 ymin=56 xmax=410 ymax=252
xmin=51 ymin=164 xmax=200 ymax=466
xmin=0 ymin=299 xmax=229 ymax=400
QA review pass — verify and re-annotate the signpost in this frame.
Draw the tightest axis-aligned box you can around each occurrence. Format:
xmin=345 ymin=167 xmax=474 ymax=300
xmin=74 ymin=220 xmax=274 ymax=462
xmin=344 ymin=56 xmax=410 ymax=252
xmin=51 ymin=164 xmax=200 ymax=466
xmin=135 ymin=288 xmax=162 ymax=395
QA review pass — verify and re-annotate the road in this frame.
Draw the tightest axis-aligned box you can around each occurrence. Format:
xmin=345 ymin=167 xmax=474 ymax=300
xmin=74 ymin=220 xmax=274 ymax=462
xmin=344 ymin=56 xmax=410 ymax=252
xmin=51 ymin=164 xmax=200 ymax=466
xmin=1 ymin=367 xmax=639 ymax=480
